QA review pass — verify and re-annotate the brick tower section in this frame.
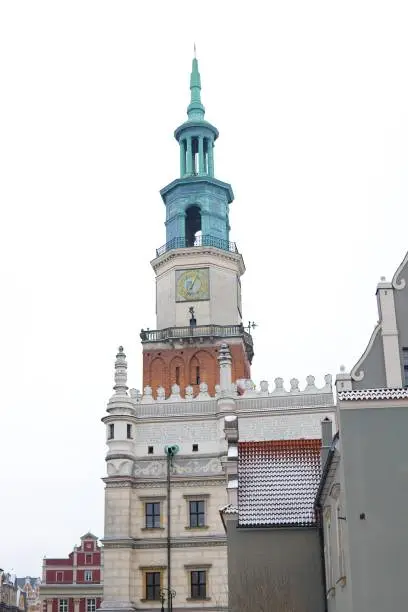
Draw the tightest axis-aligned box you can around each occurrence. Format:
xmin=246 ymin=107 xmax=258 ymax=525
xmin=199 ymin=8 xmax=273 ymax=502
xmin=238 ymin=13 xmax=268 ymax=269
xmin=143 ymin=340 xmax=250 ymax=397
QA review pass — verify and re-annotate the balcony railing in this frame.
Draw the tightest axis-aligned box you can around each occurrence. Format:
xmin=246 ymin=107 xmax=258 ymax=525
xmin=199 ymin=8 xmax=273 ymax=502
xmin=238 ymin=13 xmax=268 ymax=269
xmin=140 ymin=324 xmax=254 ymax=363
xmin=156 ymin=234 xmax=238 ymax=257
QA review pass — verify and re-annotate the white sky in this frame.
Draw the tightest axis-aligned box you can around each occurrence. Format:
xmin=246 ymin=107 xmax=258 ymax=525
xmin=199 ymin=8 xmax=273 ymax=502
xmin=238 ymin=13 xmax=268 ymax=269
xmin=1 ymin=0 xmax=408 ymax=576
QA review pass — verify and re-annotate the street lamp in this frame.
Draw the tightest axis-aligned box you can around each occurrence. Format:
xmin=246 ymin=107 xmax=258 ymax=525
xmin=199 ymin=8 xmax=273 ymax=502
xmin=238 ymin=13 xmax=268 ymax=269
xmin=164 ymin=444 xmax=179 ymax=612
xmin=160 ymin=587 xmax=176 ymax=612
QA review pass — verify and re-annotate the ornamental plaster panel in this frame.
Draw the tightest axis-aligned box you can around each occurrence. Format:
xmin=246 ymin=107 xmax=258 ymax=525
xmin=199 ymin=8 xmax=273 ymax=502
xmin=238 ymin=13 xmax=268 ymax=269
xmin=239 ymin=412 xmax=337 ymax=441
xmin=133 ymin=456 xmax=223 ymax=479
xmin=134 ymin=478 xmax=225 ymax=488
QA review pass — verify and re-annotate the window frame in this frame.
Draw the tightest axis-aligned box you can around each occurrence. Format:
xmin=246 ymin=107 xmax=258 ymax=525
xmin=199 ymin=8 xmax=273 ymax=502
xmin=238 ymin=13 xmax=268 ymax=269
xmin=127 ymin=423 xmax=132 ymax=439
xmin=144 ymin=571 xmax=162 ymax=601
xmin=108 ymin=423 xmax=114 ymax=440
xmin=145 ymin=501 xmax=161 ymax=529
xmin=86 ymin=600 xmax=96 ymax=612
xmin=403 ymin=347 xmax=408 ymax=386
xmin=85 ymin=554 xmax=92 ymax=565
xmin=190 ymin=570 xmax=207 ymax=600
xmin=59 ymin=601 xmax=68 ymax=612
xmin=189 ymin=500 xmax=206 ymax=528
xmin=56 ymin=572 xmax=63 ymax=583
xmin=84 ymin=570 xmax=93 ymax=582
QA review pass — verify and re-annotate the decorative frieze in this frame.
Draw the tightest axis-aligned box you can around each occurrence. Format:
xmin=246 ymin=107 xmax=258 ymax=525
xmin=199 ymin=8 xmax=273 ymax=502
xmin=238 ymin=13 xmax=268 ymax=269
xmin=134 ymin=456 xmax=223 ymax=478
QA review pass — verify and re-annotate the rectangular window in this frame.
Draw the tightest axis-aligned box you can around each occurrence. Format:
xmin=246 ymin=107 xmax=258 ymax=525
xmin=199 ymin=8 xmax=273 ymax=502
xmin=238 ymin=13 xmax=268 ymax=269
xmin=85 ymin=554 xmax=92 ymax=564
xmin=189 ymin=500 xmax=205 ymax=527
xmin=127 ymin=424 xmax=132 ymax=439
xmin=59 ymin=601 xmax=68 ymax=612
xmin=192 ymin=443 xmax=198 ymax=452
xmin=148 ymin=445 xmax=154 ymax=454
xmin=196 ymin=366 xmax=200 ymax=385
xmin=145 ymin=572 xmax=161 ymax=601
xmin=403 ymin=348 xmax=408 ymax=386
xmin=145 ymin=502 xmax=161 ymax=528
xmin=190 ymin=570 xmax=206 ymax=599
xmin=85 ymin=570 xmax=93 ymax=582
xmin=56 ymin=572 xmax=63 ymax=583
xmin=87 ymin=601 xmax=96 ymax=612
xmin=108 ymin=424 xmax=114 ymax=439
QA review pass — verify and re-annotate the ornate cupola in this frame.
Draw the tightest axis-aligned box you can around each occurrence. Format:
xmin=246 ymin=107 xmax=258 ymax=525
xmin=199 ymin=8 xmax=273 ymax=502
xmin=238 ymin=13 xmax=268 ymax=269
xmin=141 ymin=53 xmax=254 ymax=398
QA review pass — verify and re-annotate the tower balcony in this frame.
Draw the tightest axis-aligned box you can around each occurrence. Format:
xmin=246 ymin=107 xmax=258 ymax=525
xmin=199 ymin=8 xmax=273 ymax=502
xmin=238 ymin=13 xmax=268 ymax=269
xmin=156 ymin=234 xmax=238 ymax=258
xmin=140 ymin=323 xmax=254 ymax=364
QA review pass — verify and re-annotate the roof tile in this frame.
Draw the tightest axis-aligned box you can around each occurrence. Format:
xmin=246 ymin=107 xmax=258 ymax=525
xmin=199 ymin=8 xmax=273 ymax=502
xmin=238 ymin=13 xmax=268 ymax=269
xmin=238 ymin=439 xmax=321 ymax=527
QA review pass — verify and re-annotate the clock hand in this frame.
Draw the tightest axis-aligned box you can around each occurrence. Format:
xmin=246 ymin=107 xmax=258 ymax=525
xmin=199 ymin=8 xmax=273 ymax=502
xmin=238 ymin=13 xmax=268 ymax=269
xmin=189 ymin=273 xmax=199 ymax=293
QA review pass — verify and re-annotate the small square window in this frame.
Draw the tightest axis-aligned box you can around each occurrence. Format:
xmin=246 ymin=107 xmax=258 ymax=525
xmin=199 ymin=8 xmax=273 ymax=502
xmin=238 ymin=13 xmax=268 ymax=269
xmin=87 ymin=600 xmax=96 ymax=612
xmin=145 ymin=502 xmax=161 ymax=529
xmin=85 ymin=570 xmax=92 ymax=582
xmin=145 ymin=571 xmax=161 ymax=601
xmin=403 ymin=348 xmax=408 ymax=386
xmin=192 ymin=444 xmax=198 ymax=452
xmin=85 ymin=554 xmax=92 ymax=564
xmin=189 ymin=500 xmax=205 ymax=528
xmin=148 ymin=446 xmax=154 ymax=454
xmin=56 ymin=572 xmax=63 ymax=583
xmin=127 ymin=424 xmax=132 ymax=439
xmin=190 ymin=570 xmax=206 ymax=599
xmin=59 ymin=601 xmax=68 ymax=612
xmin=108 ymin=424 xmax=114 ymax=439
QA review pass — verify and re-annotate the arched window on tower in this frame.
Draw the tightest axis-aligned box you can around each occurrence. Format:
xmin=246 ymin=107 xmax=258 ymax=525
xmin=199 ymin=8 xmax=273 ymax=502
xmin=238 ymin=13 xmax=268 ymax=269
xmin=185 ymin=205 xmax=201 ymax=247
xmin=192 ymin=137 xmax=199 ymax=175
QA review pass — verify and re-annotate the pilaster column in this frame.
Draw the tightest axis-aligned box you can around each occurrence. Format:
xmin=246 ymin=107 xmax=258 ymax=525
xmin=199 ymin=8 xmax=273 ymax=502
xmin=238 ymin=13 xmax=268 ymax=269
xmin=74 ymin=599 xmax=81 ymax=612
xmin=207 ymin=140 xmax=214 ymax=176
xmin=73 ymin=547 xmax=77 ymax=583
xmin=179 ymin=140 xmax=186 ymax=177
xmin=186 ymin=138 xmax=193 ymax=175
xmin=46 ymin=600 xmax=53 ymax=612
xmin=218 ymin=343 xmax=232 ymax=392
xmin=198 ymin=136 xmax=204 ymax=175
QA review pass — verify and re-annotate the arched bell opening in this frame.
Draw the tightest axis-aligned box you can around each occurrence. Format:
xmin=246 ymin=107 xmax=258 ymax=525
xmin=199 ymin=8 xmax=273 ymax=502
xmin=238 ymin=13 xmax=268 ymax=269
xmin=185 ymin=205 xmax=202 ymax=247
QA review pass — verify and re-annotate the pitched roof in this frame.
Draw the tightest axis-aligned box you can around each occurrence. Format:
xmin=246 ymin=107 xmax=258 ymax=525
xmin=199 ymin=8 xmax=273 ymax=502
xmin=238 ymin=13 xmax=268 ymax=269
xmin=80 ymin=532 xmax=98 ymax=540
xmin=238 ymin=439 xmax=321 ymax=527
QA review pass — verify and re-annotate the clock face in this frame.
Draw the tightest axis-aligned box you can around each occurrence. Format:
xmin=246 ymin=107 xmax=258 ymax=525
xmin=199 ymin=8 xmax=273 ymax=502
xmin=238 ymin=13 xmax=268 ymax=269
xmin=176 ymin=268 xmax=210 ymax=302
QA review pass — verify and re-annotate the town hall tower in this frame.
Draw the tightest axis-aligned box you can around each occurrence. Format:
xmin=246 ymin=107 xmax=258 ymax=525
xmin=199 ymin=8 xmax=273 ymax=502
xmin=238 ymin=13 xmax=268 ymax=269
xmin=141 ymin=56 xmax=253 ymax=397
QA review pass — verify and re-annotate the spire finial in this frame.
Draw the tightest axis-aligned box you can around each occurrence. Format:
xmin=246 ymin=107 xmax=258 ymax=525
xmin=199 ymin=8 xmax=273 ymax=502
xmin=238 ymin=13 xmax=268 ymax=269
xmin=113 ymin=345 xmax=128 ymax=396
xmin=187 ymin=51 xmax=205 ymax=121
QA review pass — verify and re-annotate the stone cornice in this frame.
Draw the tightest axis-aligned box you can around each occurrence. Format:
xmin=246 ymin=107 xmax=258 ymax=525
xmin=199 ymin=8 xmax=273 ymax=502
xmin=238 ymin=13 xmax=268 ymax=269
xmin=102 ymin=535 xmax=226 ymax=550
xmin=151 ymin=245 xmax=245 ymax=276
xmin=131 ymin=398 xmax=336 ymax=422
xmin=103 ymin=476 xmax=137 ymax=488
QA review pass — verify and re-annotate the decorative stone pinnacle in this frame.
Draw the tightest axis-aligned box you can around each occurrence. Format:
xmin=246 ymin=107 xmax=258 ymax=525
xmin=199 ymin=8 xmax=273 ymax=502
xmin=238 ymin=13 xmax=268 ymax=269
xmin=113 ymin=345 xmax=128 ymax=395
xmin=218 ymin=343 xmax=232 ymax=365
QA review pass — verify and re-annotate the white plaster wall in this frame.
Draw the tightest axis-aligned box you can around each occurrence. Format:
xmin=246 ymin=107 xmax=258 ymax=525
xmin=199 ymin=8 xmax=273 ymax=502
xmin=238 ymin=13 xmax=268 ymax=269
xmin=155 ymin=251 xmax=242 ymax=329
xmin=102 ymin=547 xmax=134 ymax=606
xmin=133 ymin=546 xmax=228 ymax=609
xmin=130 ymin=484 xmax=227 ymax=539
xmin=104 ymin=487 xmax=132 ymax=538
xmin=239 ymin=410 xmax=337 ymax=441
xmin=134 ymin=419 xmax=219 ymax=456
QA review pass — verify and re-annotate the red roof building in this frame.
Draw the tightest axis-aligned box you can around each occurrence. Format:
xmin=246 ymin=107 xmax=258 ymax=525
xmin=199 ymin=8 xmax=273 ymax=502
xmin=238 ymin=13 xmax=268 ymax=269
xmin=40 ymin=534 xmax=102 ymax=612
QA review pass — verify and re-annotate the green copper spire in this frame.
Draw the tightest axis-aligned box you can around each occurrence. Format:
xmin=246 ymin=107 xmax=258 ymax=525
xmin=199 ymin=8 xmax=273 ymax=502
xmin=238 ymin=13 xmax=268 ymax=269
xmin=187 ymin=50 xmax=205 ymax=121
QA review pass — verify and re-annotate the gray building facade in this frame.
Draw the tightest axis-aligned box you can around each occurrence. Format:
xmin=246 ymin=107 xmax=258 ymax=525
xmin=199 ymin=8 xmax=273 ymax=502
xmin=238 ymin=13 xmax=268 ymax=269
xmin=221 ymin=417 xmax=326 ymax=612
xmin=318 ymin=249 xmax=408 ymax=612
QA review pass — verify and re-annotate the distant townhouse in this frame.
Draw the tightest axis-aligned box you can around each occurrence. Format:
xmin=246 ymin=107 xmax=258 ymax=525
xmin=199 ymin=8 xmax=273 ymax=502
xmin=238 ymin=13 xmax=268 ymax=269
xmin=40 ymin=534 xmax=102 ymax=612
